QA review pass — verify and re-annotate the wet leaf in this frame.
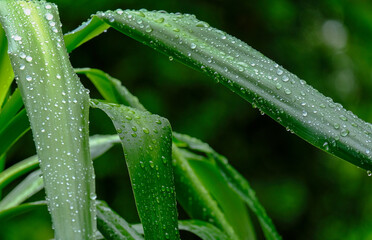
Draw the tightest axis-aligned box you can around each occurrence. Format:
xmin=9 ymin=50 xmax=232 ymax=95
xmin=0 ymin=2 xmax=95 ymax=239
xmin=91 ymin=99 xmax=180 ymax=240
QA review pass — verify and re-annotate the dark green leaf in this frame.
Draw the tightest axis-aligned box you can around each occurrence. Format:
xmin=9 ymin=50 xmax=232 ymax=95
xmin=0 ymin=201 xmax=46 ymax=222
xmin=0 ymin=109 xmax=30 ymax=158
xmin=77 ymin=67 xmax=253 ymax=239
xmin=64 ymin=16 xmax=109 ymax=53
xmin=133 ymin=220 xmax=229 ymax=240
xmin=90 ymin=99 xmax=180 ymax=240
xmin=97 ymin=200 xmax=143 ymax=240
xmin=75 ymin=68 xmax=145 ymax=111
xmin=173 ymin=133 xmax=281 ymax=240
xmin=0 ymin=88 xmax=24 ymax=133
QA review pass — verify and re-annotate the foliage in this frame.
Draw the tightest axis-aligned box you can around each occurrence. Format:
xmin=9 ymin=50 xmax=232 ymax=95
xmin=0 ymin=0 xmax=371 ymax=240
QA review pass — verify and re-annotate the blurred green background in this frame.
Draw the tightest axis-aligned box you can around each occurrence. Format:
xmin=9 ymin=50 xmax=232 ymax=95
xmin=2 ymin=0 xmax=372 ymax=239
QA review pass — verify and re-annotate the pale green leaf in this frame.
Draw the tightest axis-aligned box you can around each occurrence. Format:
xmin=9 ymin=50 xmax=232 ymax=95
xmin=0 ymin=2 xmax=96 ymax=239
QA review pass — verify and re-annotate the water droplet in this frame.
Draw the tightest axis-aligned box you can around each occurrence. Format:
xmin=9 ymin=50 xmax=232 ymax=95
xmin=340 ymin=129 xmax=349 ymax=137
xmin=125 ymin=115 xmax=132 ymax=120
xmin=367 ymin=170 xmax=372 ymax=176
xmin=45 ymin=13 xmax=54 ymax=20
xmin=276 ymin=69 xmax=283 ymax=75
xmin=275 ymin=83 xmax=282 ymax=89
xmin=155 ymin=17 xmax=165 ymax=23
xmin=333 ymin=123 xmax=340 ymax=129
xmin=284 ymin=89 xmax=291 ymax=95
xmin=132 ymin=126 xmax=137 ymax=132
xmin=20 ymin=64 xmax=25 ymax=70
xmin=45 ymin=4 xmax=52 ymax=9
xmin=196 ymin=21 xmax=209 ymax=27
xmin=145 ymin=25 xmax=153 ymax=33
xmin=13 ymin=35 xmax=22 ymax=41
xmin=323 ymin=142 xmax=329 ymax=151
xmin=282 ymin=75 xmax=289 ymax=82
xmin=26 ymin=75 xmax=32 ymax=81
xmin=24 ymin=8 xmax=31 ymax=16
xmin=26 ymin=56 xmax=32 ymax=62
xmin=149 ymin=161 xmax=155 ymax=168
xmin=155 ymin=120 xmax=162 ymax=125
xmin=142 ymin=127 xmax=150 ymax=134
xmin=56 ymin=74 xmax=61 ymax=79
xmin=20 ymin=52 xmax=26 ymax=59
xmin=302 ymin=110 xmax=308 ymax=117
xmin=190 ymin=43 xmax=197 ymax=49
xmin=339 ymin=115 xmax=347 ymax=121
xmin=169 ymin=56 xmax=174 ymax=61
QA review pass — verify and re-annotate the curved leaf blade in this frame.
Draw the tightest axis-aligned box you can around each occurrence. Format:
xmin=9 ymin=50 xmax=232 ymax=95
xmin=173 ymin=133 xmax=281 ymax=240
xmin=80 ymin=9 xmax=372 ymax=170
xmin=64 ymin=16 xmax=109 ymax=53
xmin=0 ymin=109 xmax=30 ymax=158
xmin=79 ymin=67 xmax=252 ymax=239
xmin=75 ymin=68 xmax=145 ymax=111
xmin=0 ymin=200 xmax=46 ymax=222
xmin=91 ymin=100 xmax=180 ymax=240
xmin=0 ymin=88 xmax=23 ymax=133
xmin=0 ymin=2 xmax=96 ymax=239
xmin=97 ymin=200 xmax=144 ymax=240
xmin=0 ymin=22 xmax=14 ymax=109
xmin=0 ymin=170 xmax=43 ymax=211
xmin=133 ymin=220 xmax=229 ymax=240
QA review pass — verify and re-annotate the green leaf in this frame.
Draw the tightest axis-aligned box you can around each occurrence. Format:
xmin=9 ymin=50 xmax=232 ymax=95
xmin=0 ymin=2 xmax=96 ymax=239
xmin=0 ymin=22 xmax=14 ymax=109
xmin=64 ymin=16 xmax=109 ymax=53
xmin=90 ymin=99 xmax=180 ymax=240
xmin=173 ymin=133 xmax=281 ymax=240
xmin=178 ymin=148 xmax=255 ymax=240
xmin=133 ymin=220 xmax=229 ymax=240
xmin=0 ymin=88 xmax=24 ymax=133
xmin=0 ymin=155 xmax=38 ymax=190
xmin=0 ymin=134 xmax=120 ymax=226
xmin=0 ymin=170 xmax=43 ymax=211
xmin=0 ymin=109 xmax=30 ymax=158
xmin=70 ymin=9 xmax=372 ymax=170
xmin=75 ymin=68 xmax=145 ymax=111
xmin=79 ymin=67 xmax=250 ymax=239
xmin=97 ymin=200 xmax=144 ymax=240
xmin=172 ymin=146 xmax=240 ymax=239
xmin=0 ymin=201 xmax=46 ymax=222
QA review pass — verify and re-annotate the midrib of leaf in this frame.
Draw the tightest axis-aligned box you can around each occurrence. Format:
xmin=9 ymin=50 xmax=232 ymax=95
xmin=67 ymin=9 xmax=372 ymax=170
xmin=0 ymin=1 xmax=96 ymax=239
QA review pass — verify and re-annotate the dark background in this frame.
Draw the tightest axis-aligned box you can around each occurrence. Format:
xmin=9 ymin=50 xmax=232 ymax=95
xmin=2 ymin=0 xmax=372 ymax=239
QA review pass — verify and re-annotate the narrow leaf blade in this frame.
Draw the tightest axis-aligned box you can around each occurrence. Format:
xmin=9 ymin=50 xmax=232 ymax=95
xmin=88 ymin=9 xmax=372 ymax=170
xmin=0 ymin=22 xmax=14 ymax=109
xmin=91 ymin=100 xmax=180 ymax=240
xmin=64 ymin=16 xmax=110 ymax=53
xmin=97 ymin=200 xmax=144 ymax=240
xmin=0 ymin=2 xmax=96 ymax=239
xmin=0 ymin=170 xmax=43 ymax=211
xmin=173 ymin=133 xmax=281 ymax=240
